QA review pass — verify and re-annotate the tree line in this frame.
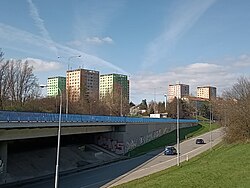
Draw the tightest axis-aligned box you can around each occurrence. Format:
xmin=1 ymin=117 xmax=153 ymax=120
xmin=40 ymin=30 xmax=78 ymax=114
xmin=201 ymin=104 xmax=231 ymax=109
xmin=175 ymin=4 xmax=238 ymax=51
xmin=135 ymin=97 xmax=211 ymax=119
xmin=0 ymin=49 xmax=39 ymax=110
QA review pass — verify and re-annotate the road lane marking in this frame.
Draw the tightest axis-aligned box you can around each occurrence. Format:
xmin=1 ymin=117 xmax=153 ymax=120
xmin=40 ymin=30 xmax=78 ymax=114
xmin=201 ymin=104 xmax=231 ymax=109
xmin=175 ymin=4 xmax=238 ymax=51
xmin=80 ymin=178 xmax=113 ymax=188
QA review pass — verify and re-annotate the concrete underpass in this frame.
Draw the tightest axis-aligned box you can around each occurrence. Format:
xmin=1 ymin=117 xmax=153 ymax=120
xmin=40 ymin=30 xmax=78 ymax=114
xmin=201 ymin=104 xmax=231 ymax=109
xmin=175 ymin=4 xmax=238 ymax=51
xmin=0 ymin=118 xmax=198 ymax=186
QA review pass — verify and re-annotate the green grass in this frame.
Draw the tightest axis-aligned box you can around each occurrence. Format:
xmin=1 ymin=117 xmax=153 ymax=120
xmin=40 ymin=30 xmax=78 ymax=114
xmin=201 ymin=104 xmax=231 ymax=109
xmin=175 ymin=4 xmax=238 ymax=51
xmin=126 ymin=121 xmax=220 ymax=157
xmin=116 ymin=143 xmax=250 ymax=188
xmin=186 ymin=121 xmax=219 ymax=138
xmin=195 ymin=115 xmax=209 ymax=121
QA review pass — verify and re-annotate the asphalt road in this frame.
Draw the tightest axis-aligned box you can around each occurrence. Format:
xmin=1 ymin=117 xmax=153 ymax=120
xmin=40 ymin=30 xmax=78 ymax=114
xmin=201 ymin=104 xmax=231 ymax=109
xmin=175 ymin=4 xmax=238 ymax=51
xmin=18 ymin=128 xmax=224 ymax=188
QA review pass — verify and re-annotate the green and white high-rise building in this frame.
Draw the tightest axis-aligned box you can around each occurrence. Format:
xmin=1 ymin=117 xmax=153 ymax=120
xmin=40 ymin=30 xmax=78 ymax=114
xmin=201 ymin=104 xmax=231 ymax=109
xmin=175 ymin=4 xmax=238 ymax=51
xmin=47 ymin=76 xmax=66 ymax=96
xmin=99 ymin=73 xmax=129 ymax=102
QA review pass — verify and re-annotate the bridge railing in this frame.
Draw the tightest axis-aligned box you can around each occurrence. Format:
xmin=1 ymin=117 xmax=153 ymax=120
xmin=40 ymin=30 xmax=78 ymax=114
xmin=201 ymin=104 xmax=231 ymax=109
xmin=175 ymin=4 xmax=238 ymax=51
xmin=0 ymin=110 xmax=198 ymax=124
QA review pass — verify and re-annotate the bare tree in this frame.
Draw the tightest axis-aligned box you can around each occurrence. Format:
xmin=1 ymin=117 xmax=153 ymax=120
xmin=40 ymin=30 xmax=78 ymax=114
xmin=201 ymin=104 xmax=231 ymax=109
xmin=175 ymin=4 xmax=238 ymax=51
xmin=216 ymin=76 xmax=250 ymax=143
xmin=225 ymin=77 xmax=250 ymax=101
xmin=99 ymin=83 xmax=129 ymax=116
xmin=0 ymin=49 xmax=9 ymax=109
xmin=0 ymin=48 xmax=4 ymax=62
xmin=0 ymin=62 xmax=10 ymax=109
xmin=23 ymin=97 xmax=57 ymax=113
xmin=148 ymin=100 xmax=156 ymax=114
xmin=8 ymin=60 xmax=39 ymax=105
xmin=0 ymin=59 xmax=39 ymax=109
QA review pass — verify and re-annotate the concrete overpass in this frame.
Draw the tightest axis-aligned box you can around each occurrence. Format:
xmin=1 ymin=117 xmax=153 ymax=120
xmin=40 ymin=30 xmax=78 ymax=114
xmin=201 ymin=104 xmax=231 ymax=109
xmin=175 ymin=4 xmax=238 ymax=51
xmin=0 ymin=110 xmax=198 ymax=183
xmin=0 ymin=122 xmax=121 ymax=141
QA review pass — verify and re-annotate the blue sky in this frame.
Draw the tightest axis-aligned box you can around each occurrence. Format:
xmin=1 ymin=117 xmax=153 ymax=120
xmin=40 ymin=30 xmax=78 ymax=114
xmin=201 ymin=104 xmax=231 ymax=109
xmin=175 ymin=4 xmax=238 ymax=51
xmin=1 ymin=0 xmax=250 ymax=104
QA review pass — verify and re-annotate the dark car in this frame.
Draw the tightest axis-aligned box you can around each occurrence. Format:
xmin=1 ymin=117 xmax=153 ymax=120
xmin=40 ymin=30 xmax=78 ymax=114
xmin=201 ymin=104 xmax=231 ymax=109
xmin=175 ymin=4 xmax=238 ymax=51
xmin=164 ymin=146 xmax=177 ymax=155
xmin=196 ymin=138 xmax=205 ymax=144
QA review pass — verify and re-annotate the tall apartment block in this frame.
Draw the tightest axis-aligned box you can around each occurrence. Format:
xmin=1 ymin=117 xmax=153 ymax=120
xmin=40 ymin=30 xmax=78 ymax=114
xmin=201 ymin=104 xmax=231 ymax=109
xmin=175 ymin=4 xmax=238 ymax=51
xmin=167 ymin=83 xmax=189 ymax=102
xmin=99 ymin=73 xmax=129 ymax=102
xmin=47 ymin=76 xmax=66 ymax=96
xmin=197 ymin=86 xmax=216 ymax=100
xmin=66 ymin=69 xmax=99 ymax=102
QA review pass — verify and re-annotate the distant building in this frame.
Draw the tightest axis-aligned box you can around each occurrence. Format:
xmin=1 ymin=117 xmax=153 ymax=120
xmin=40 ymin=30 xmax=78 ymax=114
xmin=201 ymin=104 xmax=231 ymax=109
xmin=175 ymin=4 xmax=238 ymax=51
xmin=47 ymin=76 xmax=66 ymax=96
xmin=99 ymin=73 xmax=129 ymax=102
xmin=66 ymin=69 xmax=99 ymax=102
xmin=197 ymin=86 xmax=216 ymax=100
xmin=182 ymin=96 xmax=209 ymax=117
xmin=129 ymin=106 xmax=147 ymax=116
xmin=167 ymin=83 xmax=189 ymax=102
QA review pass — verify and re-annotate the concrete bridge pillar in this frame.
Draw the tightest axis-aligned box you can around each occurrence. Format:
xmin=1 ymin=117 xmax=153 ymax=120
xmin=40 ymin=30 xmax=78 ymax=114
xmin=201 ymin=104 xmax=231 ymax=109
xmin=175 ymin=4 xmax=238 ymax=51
xmin=0 ymin=142 xmax=7 ymax=183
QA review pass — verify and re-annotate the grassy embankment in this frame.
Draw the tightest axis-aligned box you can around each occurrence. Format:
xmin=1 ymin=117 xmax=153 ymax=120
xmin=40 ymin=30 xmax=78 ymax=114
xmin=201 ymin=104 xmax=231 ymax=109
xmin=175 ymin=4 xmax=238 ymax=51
xmin=126 ymin=117 xmax=219 ymax=157
xmin=116 ymin=143 xmax=250 ymax=188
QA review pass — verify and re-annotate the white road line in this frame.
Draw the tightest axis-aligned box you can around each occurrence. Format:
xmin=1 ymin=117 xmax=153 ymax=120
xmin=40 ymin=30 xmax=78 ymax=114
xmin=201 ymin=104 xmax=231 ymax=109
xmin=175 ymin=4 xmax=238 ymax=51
xmin=80 ymin=178 xmax=113 ymax=188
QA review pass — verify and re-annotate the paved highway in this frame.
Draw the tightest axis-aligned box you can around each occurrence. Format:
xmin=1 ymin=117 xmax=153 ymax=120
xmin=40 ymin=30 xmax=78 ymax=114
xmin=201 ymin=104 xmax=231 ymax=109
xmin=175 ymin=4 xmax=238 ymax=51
xmin=18 ymin=128 xmax=224 ymax=188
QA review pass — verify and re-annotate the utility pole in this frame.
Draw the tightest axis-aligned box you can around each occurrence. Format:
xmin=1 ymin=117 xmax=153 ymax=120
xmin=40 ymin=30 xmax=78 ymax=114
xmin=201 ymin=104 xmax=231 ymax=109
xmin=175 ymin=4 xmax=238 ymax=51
xmin=154 ymin=88 xmax=156 ymax=113
xmin=164 ymin=94 xmax=167 ymax=112
xmin=209 ymin=102 xmax=212 ymax=150
xmin=120 ymin=86 xmax=123 ymax=116
xmin=177 ymin=97 xmax=180 ymax=166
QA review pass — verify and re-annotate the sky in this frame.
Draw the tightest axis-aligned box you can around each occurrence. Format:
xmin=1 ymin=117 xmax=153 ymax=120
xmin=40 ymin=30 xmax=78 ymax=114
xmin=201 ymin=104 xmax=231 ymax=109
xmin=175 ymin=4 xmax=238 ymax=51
xmin=1 ymin=0 xmax=250 ymax=104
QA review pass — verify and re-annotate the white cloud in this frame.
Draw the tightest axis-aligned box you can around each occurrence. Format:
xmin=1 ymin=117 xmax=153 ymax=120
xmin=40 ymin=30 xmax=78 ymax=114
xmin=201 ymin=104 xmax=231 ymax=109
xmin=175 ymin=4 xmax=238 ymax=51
xmin=143 ymin=0 xmax=217 ymax=69
xmin=23 ymin=58 xmax=62 ymax=72
xmin=176 ymin=63 xmax=226 ymax=75
xmin=102 ymin=37 xmax=113 ymax=43
xmin=234 ymin=54 xmax=250 ymax=67
xmin=86 ymin=36 xmax=114 ymax=45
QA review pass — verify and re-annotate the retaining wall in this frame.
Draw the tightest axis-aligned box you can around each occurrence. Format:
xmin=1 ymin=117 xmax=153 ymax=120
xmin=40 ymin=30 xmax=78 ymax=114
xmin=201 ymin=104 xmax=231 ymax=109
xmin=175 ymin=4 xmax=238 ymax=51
xmin=95 ymin=121 xmax=197 ymax=155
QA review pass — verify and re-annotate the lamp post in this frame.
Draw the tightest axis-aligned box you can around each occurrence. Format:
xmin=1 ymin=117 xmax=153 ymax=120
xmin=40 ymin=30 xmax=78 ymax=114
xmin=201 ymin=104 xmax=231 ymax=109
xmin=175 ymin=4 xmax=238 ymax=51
xmin=120 ymin=87 xmax=123 ymax=116
xmin=40 ymin=85 xmax=62 ymax=188
xmin=153 ymin=88 xmax=156 ymax=113
xmin=209 ymin=102 xmax=212 ymax=150
xmin=176 ymin=96 xmax=180 ymax=166
xmin=164 ymin=94 xmax=167 ymax=112
xmin=195 ymin=100 xmax=198 ymax=120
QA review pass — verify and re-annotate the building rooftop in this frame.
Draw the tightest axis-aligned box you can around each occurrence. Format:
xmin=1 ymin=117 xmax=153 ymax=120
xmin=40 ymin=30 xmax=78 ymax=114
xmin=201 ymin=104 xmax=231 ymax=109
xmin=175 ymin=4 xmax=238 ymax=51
xmin=48 ymin=76 xmax=66 ymax=79
xmin=100 ymin=73 xmax=127 ymax=77
xmin=67 ymin=68 xmax=99 ymax=74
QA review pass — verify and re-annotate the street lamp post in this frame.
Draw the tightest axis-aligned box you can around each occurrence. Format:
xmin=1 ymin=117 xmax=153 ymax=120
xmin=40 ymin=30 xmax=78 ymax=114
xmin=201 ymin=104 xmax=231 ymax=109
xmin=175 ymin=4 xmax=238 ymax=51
xmin=153 ymin=88 xmax=156 ymax=113
xmin=40 ymin=85 xmax=62 ymax=188
xmin=195 ymin=100 xmax=198 ymax=120
xmin=209 ymin=102 xmax=212 ymax=150
xmin=120 ymin=87 xmax=123 ymax=116
xmin=177 ymin=97 xmax=180 ymax=166
xmin=164 ymin=94 xmax=167 ymax=112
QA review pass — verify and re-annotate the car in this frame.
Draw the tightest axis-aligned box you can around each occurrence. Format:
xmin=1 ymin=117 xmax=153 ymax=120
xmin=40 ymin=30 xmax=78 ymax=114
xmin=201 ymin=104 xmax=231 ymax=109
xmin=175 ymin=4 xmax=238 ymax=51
xmin=196 ymin=138 xmax=205 ymax=144
xmin=164 ymin=146 xmax=177 ymax=155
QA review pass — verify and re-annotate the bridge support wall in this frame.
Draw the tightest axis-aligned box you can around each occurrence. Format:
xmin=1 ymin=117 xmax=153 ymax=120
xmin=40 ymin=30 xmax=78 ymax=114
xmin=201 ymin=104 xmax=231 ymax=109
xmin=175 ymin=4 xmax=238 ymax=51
xmin=95 ymin=122 xmax=197 ymax=155
xmin=0 ymin=142 xmax=7 ymax=183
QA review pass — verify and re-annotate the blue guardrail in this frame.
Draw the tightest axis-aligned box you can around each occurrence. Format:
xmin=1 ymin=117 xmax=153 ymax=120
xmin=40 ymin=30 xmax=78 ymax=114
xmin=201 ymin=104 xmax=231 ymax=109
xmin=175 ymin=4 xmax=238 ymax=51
xmin=0 ymin=110 xmax=198 ymax=124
